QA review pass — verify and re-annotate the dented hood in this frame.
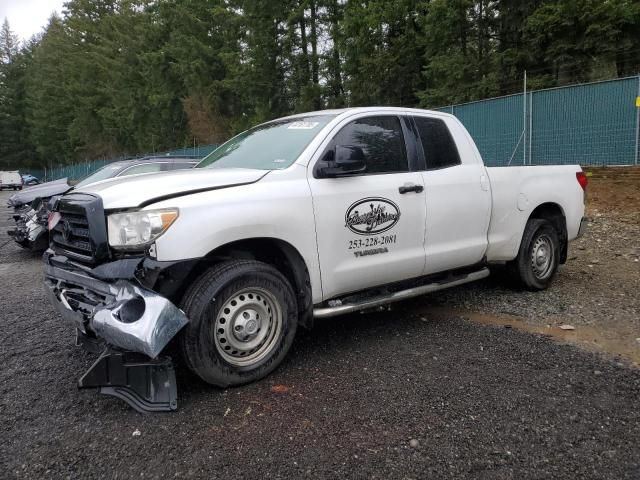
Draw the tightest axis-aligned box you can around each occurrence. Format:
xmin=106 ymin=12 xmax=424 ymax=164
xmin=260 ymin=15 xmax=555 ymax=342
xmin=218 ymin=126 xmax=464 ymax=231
xmin=8 ymin=178 xmax=71 ymax=207
xmin=74 ymin=167 xmax=270 ymax=209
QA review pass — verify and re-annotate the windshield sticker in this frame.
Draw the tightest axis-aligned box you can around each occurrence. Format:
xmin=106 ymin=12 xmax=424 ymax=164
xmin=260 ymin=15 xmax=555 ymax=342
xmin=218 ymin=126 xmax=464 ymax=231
xmin=345 ymin=198 xmax=401 ymax=235
xmin=288 ymin=121 xmax=319 ymax=129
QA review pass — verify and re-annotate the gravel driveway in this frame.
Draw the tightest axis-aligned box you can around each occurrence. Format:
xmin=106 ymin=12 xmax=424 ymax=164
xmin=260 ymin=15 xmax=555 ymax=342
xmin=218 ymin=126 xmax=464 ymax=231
xmin=1 ymin=183 xmax=639 ymax=479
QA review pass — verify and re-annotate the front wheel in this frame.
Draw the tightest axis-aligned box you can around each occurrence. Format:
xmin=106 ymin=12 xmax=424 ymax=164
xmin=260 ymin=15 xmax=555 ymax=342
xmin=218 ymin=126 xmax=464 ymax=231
xmin=179 ymin=260 xmax=298 ymax=387
xmin=508 ymin=218 xmax=560 ymax=291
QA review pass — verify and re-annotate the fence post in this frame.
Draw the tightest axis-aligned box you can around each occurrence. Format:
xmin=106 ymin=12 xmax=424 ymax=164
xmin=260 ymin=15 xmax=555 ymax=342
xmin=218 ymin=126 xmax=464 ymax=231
xmin=523 ymin=70 xmax=527 ymax=165
xmin=529 ymin=91 xmax=533 ymax=165
xmin=635 ymin=74 xmax=639 ymax=165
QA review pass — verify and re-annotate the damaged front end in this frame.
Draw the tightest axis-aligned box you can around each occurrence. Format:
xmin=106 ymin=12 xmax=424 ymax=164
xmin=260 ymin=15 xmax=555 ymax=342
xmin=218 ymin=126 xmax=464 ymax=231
xmin=7 ymin=198 xmax=49 ymax=251
xmin=44 ymin=251 xmax=190 ymax=412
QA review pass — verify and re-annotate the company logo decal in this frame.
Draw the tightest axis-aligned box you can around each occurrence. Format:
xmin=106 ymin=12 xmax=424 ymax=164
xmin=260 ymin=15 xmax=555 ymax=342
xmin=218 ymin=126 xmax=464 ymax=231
xmin=345 ymin=197 xmax=401 ymax=235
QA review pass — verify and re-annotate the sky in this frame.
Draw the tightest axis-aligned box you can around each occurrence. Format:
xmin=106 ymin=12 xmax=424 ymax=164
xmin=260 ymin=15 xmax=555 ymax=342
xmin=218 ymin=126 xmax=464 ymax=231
xmin=1 ymin=0 xmax=66 ymax=41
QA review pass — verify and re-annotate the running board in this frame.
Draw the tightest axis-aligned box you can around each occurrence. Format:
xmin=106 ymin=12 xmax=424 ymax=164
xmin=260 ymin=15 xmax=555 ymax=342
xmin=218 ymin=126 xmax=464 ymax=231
xmin=313 ymin=268 xmax=490 ymax=319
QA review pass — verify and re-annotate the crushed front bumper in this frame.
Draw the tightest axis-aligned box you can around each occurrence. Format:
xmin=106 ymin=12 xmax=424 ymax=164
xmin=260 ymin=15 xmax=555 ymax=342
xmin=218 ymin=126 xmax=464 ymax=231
xmin=44 ymin=253 xmax=190 ymax=412
xmin=43 ymin=254 xmax=189 ymax=359
xmin=8 ymin=207 xmax=48 ymax=250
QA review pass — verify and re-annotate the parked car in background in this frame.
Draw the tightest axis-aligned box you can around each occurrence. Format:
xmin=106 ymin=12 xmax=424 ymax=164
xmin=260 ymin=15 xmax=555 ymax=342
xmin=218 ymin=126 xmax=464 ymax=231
xmin=7 ymin=156 xmax=199 ymax=251
xmin=41 ymin=107 xmax=587 ymax=412
xmin=0 ymin=171 xmax=23 ymax=190
xmin=21 ymin=174 xmax=40 ymax=186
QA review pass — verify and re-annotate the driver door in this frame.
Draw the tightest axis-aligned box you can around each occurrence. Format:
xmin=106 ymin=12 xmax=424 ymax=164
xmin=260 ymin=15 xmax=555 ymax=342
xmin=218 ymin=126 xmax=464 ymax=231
xmin=308 ymin=114 xmax=427 ymax=300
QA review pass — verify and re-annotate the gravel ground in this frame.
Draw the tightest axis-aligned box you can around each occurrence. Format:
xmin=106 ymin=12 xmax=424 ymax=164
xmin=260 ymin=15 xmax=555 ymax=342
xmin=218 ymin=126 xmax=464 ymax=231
xmin=426 ymin=212 xmax=640 ymax=331
xmin=1 ymin=180 xmax=640 ymax=479
xmin=419 ymin=168 xmax=640 ymax=364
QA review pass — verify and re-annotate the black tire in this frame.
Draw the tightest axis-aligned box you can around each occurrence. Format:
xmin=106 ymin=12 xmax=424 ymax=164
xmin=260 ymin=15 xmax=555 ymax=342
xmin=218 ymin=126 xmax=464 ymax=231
xmin=179 ymin=260 xmax=298 ymax=387
xmin=508 ymin=218 xmax=560 ymax=291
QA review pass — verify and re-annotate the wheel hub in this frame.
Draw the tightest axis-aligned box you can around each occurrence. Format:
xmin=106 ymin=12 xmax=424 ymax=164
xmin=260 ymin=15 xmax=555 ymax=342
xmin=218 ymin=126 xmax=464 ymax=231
xmin=214 ymin=288 xmax=282 ymax=367
xmin=530 ymin=234 xmax=554 ymax=280
xmin=535 ymin=245 xmax=548 ymax=266
xmin=233 ymin=310 xmax=260 ymax=340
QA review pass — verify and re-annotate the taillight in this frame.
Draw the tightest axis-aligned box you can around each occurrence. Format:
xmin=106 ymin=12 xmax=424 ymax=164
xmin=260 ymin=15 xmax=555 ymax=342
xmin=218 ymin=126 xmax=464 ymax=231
xmin=576 ymin=171 xmax=588 ymax=191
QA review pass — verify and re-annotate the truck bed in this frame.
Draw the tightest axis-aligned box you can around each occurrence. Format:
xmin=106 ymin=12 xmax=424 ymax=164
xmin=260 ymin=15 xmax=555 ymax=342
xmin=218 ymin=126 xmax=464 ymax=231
xmin=485 ymin=165 xmax=585 ymax=262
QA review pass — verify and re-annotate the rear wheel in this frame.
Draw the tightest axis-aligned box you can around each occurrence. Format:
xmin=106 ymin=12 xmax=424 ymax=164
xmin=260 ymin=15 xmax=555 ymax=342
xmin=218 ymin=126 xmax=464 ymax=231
xmin=508 ymin=218 xmax=560 ymax=291
xmin=179 ymin=260 xmax=297 ymax=387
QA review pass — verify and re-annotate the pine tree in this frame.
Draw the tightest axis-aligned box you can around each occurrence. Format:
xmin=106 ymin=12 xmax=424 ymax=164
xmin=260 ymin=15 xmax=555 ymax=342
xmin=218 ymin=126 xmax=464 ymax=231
xmin=340 ymin=0 xmax=426 ymax=106
xmin=24 ymin=15 xmax=77 ymax=166
xmin=0 ymin=20 xmax=37 ymax=169
xmin=1 ymin=0 xmax=639 ymax=170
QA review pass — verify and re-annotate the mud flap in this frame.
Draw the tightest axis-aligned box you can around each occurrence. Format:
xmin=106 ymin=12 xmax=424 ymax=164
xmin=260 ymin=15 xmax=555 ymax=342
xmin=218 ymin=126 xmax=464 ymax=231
xmin=78 ymin=349 xmax=178 ymax=413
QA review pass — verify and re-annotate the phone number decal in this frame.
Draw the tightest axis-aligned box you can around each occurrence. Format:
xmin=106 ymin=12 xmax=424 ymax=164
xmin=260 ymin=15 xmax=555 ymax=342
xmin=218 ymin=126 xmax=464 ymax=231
xmin=348 ymin=234 xmax=397 ymax=250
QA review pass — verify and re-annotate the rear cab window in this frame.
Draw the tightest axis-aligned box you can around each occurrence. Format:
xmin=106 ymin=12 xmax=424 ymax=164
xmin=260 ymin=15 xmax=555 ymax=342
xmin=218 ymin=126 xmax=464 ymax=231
xmin=412 ymin=116 xmax=461 ymax=170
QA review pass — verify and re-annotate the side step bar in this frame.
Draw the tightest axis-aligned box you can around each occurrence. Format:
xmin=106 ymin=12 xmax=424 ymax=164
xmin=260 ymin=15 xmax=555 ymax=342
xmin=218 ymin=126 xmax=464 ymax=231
xmin=313 ymin=268 xmax=490 ymax=319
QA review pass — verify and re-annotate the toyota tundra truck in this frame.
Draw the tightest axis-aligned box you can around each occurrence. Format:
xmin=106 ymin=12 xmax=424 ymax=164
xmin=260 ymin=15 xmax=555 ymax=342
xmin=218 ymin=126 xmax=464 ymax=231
xmin=43 ymin=107 xmax=587 ymax=412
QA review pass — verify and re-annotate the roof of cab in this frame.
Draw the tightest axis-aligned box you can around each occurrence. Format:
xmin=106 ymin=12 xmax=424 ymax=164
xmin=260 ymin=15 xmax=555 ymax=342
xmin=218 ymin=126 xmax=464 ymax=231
xmin=273 ymin=106 xmax=452 ymax=122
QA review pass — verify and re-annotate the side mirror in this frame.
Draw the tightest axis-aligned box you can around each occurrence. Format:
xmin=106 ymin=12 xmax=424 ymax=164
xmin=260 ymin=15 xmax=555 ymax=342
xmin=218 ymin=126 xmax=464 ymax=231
xmin=318 ymin=145 xmax=367 ymax=177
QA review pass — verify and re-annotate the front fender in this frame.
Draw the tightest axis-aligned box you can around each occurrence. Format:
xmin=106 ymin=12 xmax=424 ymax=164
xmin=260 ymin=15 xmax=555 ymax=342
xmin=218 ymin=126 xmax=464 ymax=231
xmin=149 ymin=171 xmax=323 ymax=303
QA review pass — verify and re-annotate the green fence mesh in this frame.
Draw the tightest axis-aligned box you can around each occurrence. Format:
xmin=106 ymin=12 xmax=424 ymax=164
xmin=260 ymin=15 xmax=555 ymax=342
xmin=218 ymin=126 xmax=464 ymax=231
xmin=21 ymin=78 xmax=640 ymax=178
xmin=434 ymin=76 xmax=640 ymax=167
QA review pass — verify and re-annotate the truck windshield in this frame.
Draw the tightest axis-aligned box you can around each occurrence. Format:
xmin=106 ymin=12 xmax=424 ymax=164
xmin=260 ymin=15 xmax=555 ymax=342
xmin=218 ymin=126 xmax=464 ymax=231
xmin=197 ymin=115 xmax=335 ymax=170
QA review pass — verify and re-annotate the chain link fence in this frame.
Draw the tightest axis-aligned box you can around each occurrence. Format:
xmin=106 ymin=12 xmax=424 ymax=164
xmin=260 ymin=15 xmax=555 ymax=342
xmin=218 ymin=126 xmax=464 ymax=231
xmin=21 ymin=78 xmax=640 ymax=178
xmin=434 ymin=76 xmax=640 ymax=167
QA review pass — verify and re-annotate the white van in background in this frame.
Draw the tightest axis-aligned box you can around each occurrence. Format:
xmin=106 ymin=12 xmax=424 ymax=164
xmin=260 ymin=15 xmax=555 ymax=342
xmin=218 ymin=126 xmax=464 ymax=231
xmin=0 ymin=171 xmax=23 ymax=190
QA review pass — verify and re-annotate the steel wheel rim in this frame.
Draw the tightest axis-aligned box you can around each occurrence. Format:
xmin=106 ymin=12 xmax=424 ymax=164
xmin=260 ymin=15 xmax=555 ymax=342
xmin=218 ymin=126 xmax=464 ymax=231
xmin=214 ymin=287 xmax=282 ymax=367
xmin=531 ymin=234 xmax=554 ymax=280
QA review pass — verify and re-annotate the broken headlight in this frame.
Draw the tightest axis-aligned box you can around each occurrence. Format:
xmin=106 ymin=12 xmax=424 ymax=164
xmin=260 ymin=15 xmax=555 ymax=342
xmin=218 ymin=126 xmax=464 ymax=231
xmin=107 ymin=208 xmax=178 ymax=250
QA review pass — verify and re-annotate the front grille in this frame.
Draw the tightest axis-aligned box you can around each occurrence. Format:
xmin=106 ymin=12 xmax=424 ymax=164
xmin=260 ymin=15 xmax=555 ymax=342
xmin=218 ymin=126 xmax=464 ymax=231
xmin=51 ymin=207 xmax=94 ymax=263
xmin=50 ymin=193 xmax=109 ymax=266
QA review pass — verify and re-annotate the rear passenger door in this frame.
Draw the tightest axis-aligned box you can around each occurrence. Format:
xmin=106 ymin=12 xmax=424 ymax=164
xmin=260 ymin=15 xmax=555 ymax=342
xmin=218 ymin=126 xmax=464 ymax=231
xmin=412 ymin=115 xmax=491 ymax=275
xmin=308 ymin=114 xmax=427 ymax=300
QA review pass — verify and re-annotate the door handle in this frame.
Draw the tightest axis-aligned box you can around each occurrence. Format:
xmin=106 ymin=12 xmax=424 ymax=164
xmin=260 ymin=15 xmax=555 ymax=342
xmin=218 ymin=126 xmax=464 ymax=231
xmin=398 ymin=184 xmax=424 ymax=194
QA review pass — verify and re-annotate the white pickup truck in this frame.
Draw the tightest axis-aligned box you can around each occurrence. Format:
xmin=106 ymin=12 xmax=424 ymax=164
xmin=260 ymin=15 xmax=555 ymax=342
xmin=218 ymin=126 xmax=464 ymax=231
xmin=43 ymin=107 xmax=587 ymax=412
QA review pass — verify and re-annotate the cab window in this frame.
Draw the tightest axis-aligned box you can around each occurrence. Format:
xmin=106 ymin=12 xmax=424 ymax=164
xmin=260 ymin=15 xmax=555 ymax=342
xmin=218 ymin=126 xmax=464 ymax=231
xmin=413 ymin=116 xmax=461 ymax=170
xmin=327 ymin=116 xmax=408 ymax=174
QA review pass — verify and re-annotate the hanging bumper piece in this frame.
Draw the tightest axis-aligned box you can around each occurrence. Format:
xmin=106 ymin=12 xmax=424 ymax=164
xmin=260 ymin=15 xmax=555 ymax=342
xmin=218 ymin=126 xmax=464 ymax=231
xmin=78 ymin=347 xmax=178 ymax=413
